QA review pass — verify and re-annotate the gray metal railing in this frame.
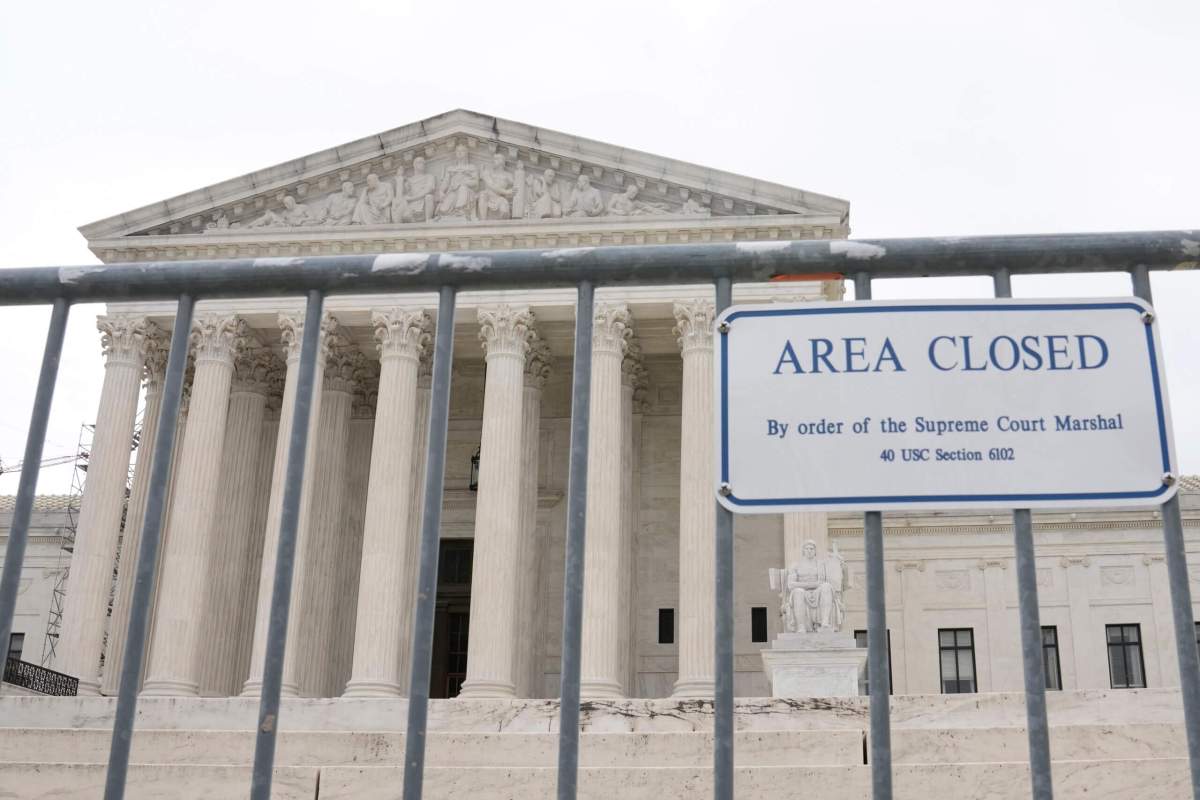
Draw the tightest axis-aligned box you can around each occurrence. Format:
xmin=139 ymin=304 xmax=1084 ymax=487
xmin=0 ymin=229 xmax=1197 ymax=800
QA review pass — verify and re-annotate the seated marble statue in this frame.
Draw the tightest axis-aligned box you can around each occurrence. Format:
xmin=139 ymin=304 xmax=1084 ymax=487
xmin=396 ymin=157 xmax=436 ymax=223
xmin=352 ymin=173 xmax=394 ymax=225
xmin=772 ymin=541 xmax=848 ymax=633
xmin=322 ymin=182 xmax=360 ymax=226
xmin=565 ymin=174 xmax=604 ymax=217
xmin=436 ymin=143 xmax=480 ymax=220
xmin=477 ymin=152 xmax=515 ymax=220
xmin=526 ymin=168 xmax=563 ymax=219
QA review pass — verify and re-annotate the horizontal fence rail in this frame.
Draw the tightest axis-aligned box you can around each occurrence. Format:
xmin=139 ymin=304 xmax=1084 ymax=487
xmin=0 ymin=228 xmax=1196 ymax=800
xmin=0 ymin=230 xmax=1198 ymax=304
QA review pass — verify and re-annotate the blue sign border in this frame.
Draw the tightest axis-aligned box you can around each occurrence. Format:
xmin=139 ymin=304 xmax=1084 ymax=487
xmin=718 ymin=301 xmax=1174 ymax=508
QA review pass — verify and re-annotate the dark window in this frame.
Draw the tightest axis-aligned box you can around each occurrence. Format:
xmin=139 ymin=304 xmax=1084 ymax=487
xmin=939 ymin=628 xmax=977 ymax=693
xmin=1194 ymin=621 xmax=1200 ymax=655
xmin=658 ymin=609 xmax=674 ymax=644
xmin=1041 ymin=626 xmax=1063 ymax=691
xmin=6 ymin=632 xmax=24 ymax=663
xmin=444 ymin=611 xmax=469 ymax=698
xmin=751 ymin=607 xmax=768 ymax=643
xmin=1107 ymin=624 xmax=1147 ymax=689
xmin=854 ymin=629 xmax=894 ymax=694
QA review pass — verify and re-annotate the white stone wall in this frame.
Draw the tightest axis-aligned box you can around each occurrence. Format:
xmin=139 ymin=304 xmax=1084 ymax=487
xmin=0 ymin=500 xmax=77 ymax=668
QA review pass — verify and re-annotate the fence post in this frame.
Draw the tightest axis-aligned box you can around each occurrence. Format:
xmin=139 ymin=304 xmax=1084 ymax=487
xmin=556 ymin=281 xmax=595 ymax=800
xmin=853 ymin=273 xmax=893 ymax=800
xmin=402 ymin=284 xmax=458 ymax=800
xmin=713 ymin=276 xmax=734 ymax=800
xmin=1130 ymin=265 xmax=1200 ymax=800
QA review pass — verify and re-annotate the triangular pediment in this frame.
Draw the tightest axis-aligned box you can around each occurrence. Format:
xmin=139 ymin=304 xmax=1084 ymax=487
xmin=79 ymin=109 xmax=849 ymax=259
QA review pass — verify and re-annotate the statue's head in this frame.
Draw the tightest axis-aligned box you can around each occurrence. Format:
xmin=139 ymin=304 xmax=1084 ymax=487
xmin=802 ymin=540 xmax=818 ymax=559
xmin=624 ymin=184 xmax=638 ymax=198
xmin=341 ymin=181 xmax=355 ymax=196
xmin=282 ymin=195 xmax=297 ymax=210
xmin=413 ymin=156 xmax=426 ymax=173
xmin=454 ymin=143 xmax=468 ymax=160
xmin=543 ymin=168 xmax=555 ymax=182
xmin=577 ymin=175 xmax=591 ymax=189
xmin=366 ymin=173 xmax=380 ymax=188
xmin=492 ymin=152 xmax=505 ymax=168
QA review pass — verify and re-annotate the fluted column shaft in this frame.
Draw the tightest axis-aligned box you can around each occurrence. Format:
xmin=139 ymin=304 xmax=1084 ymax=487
xmin=459 ymin=306 xmax=534 ymax=699
xmin=580 ymin=305 xmax=630 ymax=698
xmin=242 ymin=312 xmax=330 ymax=697
xmin=399 ymin=364 xmax=433 ymax=691
xmin=196 ymin=343 xmax=276 ymax=696
xmin=100 ymin=326 xmax=169 ymax=696
xmin=143 ymin=314 xmax=241 ymax=696
xmin=59 ymin=316 xmax=149 ymax=694
xmin=620 ymin=344 xmax=644 ymax=695
xmin=515 ymin=337 xmax=551 ymax=698
xmin=345 ymin=309 xmax=429 ymax=697
xmin=233 ymin=411 xmax=278 ymax=687
xmin=296 ymin=372 xmax=353 ymax=697
xmin=673 ymin=300 xmax=716 ymax=697
xmin=332 ymin=408 xmax=374 ymax=694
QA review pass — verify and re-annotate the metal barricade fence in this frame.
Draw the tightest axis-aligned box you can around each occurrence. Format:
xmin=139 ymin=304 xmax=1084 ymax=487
xmin=0 ymin=230 xmax=1197 ymax=800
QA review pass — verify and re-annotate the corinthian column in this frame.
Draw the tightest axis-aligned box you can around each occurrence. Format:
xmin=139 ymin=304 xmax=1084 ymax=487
xmin=143 ymin=313 xmax=243 ymax=696
xmin=296 ymin=341 xmax=356 ymax=697
xmin=345 ymin=308 xmax=430 ymax=697
xmin=620 ymin=340 xmax=646 ymax=695
xmin=197 ymin=339 xmax=278 ymax=696
xmin=242 ymin=311 xmax=333 ymax=697
xmin=459 ymin=305 xmax=534 ymax=699
xmin=673 ymin=299 xmax=716 ymax=697
xmin=58 ymin=316 xmax=149 ymax=694
xmin=580 ymin=304 xmax=631 ymax=698
xmin=514 ymin=335 xmax=551 ymax=697
xmin=100 ymin=324 xmax=168 ymax=696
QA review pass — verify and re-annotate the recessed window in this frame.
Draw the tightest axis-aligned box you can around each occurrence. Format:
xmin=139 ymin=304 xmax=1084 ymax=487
xmin=939 ymin=628 xmax=977 ymax=693
xmin=1107 ymin=624 xmax=1146 ymax=689
xmin=1042 ymin=626 xmax=1063 ymax=691
xmin=6 ymin=632 xmax=23 ymax=663
xmin=658 ymin=609 xmax=675 ymax=644
xmin=854 ymin=629 xmax=894 ymax=694
xmin=751 ymin=607 xmax=768 ymax=643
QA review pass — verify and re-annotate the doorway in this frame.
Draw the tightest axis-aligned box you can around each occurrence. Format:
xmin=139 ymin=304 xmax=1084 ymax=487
xmin=430 ymin=539 xmax=472 ymax=698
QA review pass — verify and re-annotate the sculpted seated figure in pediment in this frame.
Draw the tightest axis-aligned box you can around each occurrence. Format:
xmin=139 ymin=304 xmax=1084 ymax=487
xmin=353 ymin=173 xmax=394 ymax=225
xmin=321 ymin=182 xmax=360 ymax=226
xmin=396 ymin=156 xmax=436 ymax=223
xmin=565 ymin=174 xmax=604 ymax=218
xmin=525 ymin=168 xmax=563 ymax=219
xmin=478 ymin=153 xmax=515 ymax=221
xmin=436 ymin=143 xmax=480 ymax=221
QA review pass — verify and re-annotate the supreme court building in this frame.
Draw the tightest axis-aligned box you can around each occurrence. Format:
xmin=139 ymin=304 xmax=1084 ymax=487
xmin=14 ymin=109 xmax=1200 ymax=708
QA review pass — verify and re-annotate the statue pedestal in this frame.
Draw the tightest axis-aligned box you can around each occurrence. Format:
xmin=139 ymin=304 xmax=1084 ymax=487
xmin=760 ymin=632 xmax=868 ymax=698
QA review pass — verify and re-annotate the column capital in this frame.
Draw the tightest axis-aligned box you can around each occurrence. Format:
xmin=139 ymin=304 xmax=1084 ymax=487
xmin=673 ymin=300 xmax=715 ymax=354
xmin=351 ymin=350 xmax=380 ymax=418
xmin=324 ymin=345 xmax=361 ymax=394
xmin=190 ymin=313 xmax=245 ymax=367
xmin=372 ymin=308 xmax=432 ymax=362
xmin=142 ymin=322 xmax=171 ymax=392
xmin=478 ymin=305 xmax=534 ymax=360
xmin=279 ymin=310 xmax=341 ymax=364
xmin=593 ymin=303 xmax=632 ymax=356
xmin=98 ymin=315 xmax=150 ymax=366
xmin=524 ymin=334 xmax=553 ymax=390
xmin=231 ymin=335 xmax=282 ymax=396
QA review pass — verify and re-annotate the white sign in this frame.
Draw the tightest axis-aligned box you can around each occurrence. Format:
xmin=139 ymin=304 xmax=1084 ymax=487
xmin=715 ymin=298 xmax=1177 ymax=512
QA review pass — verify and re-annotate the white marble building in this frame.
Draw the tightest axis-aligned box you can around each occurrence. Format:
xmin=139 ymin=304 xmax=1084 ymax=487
xmin=9 ymin=109 xmax=1199 ymax=706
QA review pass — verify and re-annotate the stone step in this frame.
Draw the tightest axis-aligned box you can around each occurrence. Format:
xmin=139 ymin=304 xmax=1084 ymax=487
xmin=0 ymin=728 xmax=864 ymax=767
xmin=890 ymin=722 xmax=1186 ymax=763
xmin=1 ymin=758 xmax=1189 ymax=800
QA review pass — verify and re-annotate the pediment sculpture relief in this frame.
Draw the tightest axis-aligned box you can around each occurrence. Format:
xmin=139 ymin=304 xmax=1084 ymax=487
xmin=203 ymin=146 xmax=719 ymax=233
xmin=768 ymin=541 xmax=849 ymax=634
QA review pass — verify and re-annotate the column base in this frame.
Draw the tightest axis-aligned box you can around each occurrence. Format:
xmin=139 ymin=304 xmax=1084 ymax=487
xmin=671 ymin=677 xmax=715 ymax=698
xmin=74 ymin=678 xmax=102 ymax=697
xmin=240 ymin=679 xmax=301 ymax=698
xmin=140 ymin=677 xmax=200 ymax=697
xmin=457 ymin=678 xmax=516 ymax=699
xmin=579 ymin=679 xmax=624 ymax=699
xmin=342 ymin=679 xmax=404 ymax=698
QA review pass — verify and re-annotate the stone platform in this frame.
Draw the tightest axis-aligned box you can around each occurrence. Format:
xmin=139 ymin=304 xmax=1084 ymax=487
xmin=0 ymin=690 xmax=1190 ymax=798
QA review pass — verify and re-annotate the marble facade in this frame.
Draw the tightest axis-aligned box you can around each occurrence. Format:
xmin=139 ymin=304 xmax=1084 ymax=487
xmin=6 ymin=110 xmax=1200 ymax=708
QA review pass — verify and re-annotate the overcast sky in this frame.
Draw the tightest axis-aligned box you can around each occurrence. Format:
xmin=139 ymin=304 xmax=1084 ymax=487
xmin=1 ymin=0 xmax=1197 ymax=494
